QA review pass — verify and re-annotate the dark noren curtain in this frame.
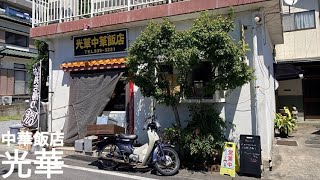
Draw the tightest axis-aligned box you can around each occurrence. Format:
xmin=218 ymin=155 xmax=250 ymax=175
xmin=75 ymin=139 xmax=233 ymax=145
xmin=64 ymin=71 xmax=123 ymax=144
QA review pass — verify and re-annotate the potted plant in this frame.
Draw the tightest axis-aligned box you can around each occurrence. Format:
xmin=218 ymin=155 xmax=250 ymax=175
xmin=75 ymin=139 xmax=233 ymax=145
xmin=274 ymin=113 xmax=296 ymax=138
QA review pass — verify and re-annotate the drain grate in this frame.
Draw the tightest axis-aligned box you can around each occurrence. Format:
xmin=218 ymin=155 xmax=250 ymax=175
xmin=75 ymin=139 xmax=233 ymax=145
xmin=305 ymin=136 xmax=320 ymax=144
xmin=306 ymin=144 xmax=320 ymax=148
xmin=276 ymin=140 xmax=298 ymax=146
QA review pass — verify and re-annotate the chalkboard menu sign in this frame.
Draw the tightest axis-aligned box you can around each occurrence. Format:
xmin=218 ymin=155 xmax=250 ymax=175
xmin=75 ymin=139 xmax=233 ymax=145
xmin=240 ymin=135 xmax=261 ymax=178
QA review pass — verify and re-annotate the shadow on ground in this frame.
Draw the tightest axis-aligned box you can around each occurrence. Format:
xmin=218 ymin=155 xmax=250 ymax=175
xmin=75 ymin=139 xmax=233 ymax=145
xmin=312 ymin=130 xmax=320 ymax=135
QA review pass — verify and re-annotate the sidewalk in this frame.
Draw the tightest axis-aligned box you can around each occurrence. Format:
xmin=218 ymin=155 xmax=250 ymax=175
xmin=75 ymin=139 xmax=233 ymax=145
xmin=0 ymin=143 xmax=20 ymax=154
xmin=265 ymin=120 xmax=320 ymax=180
xmin=0 ymin=143 xmax=257 ymax=179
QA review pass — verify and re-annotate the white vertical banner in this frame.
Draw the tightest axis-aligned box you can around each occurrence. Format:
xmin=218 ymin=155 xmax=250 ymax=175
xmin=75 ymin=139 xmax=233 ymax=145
xmin=22 ymin=62 xmax=41 ymax=128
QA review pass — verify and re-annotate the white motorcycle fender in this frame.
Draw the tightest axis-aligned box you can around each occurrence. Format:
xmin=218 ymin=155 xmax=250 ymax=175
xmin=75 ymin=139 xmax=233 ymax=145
xmin=133 ymin=129 xmax=159 ymax=165
xmin=133 ymin=143 xmax=148 ymax=162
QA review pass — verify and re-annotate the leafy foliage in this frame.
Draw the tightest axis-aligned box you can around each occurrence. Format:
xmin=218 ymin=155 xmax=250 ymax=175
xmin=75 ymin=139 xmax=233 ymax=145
xmin=183 ymin=104 xmax=226 ymax=159
xmin=27 ymin=40 xmax=49 ymax=101
xmin=127 ymin=10 xmax=254 ymax=128
xmin=163 ymin=124 xmax=181 ymax=145
xmin=163 ymin=103 xmax=226 ymax=168
xmin=127 ymin=19 xmax=194 ymax=106
xmin=274 ymin=113 xmax=297 ymax=137
xmin=187 ymin=12 xmax=254 ymax=95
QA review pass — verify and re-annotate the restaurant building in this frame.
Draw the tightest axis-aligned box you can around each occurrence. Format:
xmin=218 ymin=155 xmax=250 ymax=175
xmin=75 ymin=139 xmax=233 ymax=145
xmin=30 ymin=0 xmax=284 ymax=163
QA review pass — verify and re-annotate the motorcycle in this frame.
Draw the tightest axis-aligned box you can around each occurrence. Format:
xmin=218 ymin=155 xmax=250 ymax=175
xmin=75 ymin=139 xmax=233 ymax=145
xmin=96 ymin=115 xmax=180 ymax=176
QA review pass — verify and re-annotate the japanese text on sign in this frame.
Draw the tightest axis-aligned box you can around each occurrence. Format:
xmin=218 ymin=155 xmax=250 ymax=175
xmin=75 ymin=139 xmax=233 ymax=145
xmin=74 ymin=30 xmax=127 ymax=56
xmin=22 ymin=64 xmax=40 ymax=128
xmin=222 ymin=148 xmax=234 ymax=169
xmin=1 ymin=131 xmax=64 ymax=179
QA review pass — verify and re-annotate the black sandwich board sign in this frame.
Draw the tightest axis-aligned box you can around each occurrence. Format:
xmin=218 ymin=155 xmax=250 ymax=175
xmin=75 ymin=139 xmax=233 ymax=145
xmin=239 ymin=135 xmax=262 ymax=178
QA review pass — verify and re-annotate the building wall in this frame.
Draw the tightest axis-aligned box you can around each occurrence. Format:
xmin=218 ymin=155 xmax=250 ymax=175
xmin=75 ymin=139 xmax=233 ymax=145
xmin=277 ymin=79 xmax=304 ymax=113
xmin=48 ymin=10 xmax=276 ymax=161
xmin=0 ymin=56 xmax=30 ymax=95
xmin=0 ymin=28 xmax=34 ymax=48
xmin=275 ymin=0 xmax=317 ymax=118
xmin=0 ymin=19 xmax=30 ymax=35
xmin=0 ymin=20 xmax=36 ymax=96
xmin=276 ymin=0 xmax=320 ymax=61
xmin=256 ymin=20 xmax=276 ymax=160
xmin=0 ymin=56 xmax=29 ymax=69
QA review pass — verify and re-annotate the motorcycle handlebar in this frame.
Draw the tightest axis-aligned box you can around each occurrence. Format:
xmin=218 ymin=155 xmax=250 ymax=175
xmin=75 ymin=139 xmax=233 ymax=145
xmin=145 ymin=114 xmax=155 ymax=122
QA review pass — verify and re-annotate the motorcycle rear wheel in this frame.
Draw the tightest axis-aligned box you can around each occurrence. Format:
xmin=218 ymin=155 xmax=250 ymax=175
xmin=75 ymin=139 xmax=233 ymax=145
xmin=97 ymin=144 xmax=120 ymax=170
xmin=154 ymin=147 xmax=180 ymax=176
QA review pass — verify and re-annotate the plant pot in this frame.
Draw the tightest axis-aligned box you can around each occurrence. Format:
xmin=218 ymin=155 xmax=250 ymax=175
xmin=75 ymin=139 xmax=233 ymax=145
xmin=280 ymin=130 xmax=288 ymax=138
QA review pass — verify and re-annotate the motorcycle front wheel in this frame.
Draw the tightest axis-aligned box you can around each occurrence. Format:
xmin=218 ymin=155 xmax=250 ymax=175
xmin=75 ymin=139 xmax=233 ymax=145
xmin=97 ymin=144 xmax=120 ymax=170
xmin=154 ymin=147 xmax=180 ymax=176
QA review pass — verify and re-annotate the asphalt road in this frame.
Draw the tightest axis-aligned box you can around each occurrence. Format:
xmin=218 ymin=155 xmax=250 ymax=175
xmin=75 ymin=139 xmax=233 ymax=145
xmin=0 ymin=150 xmax=252 ymax=180
xmin=0 ymin=154 xmax=160 ymax=180
xmin=0 ymin=152 xmax=199 ymax=180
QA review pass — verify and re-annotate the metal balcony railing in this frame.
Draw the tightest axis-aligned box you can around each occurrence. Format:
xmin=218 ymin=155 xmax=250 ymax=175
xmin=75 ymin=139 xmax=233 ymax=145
xmin=32 ymin=0 xmax=184 ymax=27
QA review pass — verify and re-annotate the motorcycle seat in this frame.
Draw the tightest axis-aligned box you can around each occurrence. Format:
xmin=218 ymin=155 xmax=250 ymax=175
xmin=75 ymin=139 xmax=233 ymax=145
xmin=119 ymin=133 xmax=138 ymax=140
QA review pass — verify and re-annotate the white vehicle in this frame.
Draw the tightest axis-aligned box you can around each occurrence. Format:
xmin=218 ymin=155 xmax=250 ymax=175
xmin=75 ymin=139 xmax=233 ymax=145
xmin=96 ymin=115 xmax=180 ymax=176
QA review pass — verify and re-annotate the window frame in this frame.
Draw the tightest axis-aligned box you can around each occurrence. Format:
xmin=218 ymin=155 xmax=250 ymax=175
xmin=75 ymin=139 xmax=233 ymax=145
xmin=5 ymin=31 xmax=29 ymax=47
xmin=179 ymin=61 xmax=226 ymax=103
xmin=13 ymin=63 xmax=28 ymax=95
xmin=282 ymin=10 xmax=316 ymax=32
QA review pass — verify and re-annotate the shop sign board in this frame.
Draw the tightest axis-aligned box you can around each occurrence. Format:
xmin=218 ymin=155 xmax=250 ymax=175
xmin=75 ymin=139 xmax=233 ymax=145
xmin=74 ymin=29 xmax=127 ymax=56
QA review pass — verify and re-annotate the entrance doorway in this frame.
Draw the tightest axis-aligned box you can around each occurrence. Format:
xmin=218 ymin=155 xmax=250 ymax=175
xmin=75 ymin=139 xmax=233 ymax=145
xmin=302 ymin=64 xmax=320 ymax=119
xmin=303 ymin=79 xmax=320 ymax=118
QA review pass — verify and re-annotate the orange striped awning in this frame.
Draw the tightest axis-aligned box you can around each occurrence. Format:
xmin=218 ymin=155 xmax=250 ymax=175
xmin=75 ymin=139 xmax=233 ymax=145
xmin=60 ymin=58 xmax=126 ymax=72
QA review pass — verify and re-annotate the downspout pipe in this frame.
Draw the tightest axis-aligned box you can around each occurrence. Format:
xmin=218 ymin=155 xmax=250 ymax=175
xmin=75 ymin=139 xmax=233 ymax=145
xmin=251 ymin=10 xmax=263 ymax=173
xmin=251 ymin=11 xmax=260 ymax=137
xmin=47 ymin=40 xmax=54 ymax=133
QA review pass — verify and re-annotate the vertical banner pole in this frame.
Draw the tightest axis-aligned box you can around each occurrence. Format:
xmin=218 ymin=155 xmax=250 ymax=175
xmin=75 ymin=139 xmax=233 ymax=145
xmin=37 ymin=60 xmax=42 ymax=132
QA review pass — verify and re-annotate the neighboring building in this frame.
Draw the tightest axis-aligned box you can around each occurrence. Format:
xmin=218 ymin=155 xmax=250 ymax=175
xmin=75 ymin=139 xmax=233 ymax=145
xmin=30 ymin=0 xmax=283 ymax=163
xmin=275 ymin=0 xmax=319 ymax=120
xmin=0 ymin=0 xmax=37 ymax=104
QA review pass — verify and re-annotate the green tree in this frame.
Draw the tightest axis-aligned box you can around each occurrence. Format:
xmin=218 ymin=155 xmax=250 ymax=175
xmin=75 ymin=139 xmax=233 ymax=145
xmin=27 ymin=40 xmax=49 ymax=101
xmin=188 ymin=12 xmax=253 ymax=94
xmin=127 ymin=11 xmax=253 ymax=129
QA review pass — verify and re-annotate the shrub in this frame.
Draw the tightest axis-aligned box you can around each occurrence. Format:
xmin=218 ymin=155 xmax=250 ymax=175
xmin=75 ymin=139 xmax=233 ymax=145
xmin=183 ymin=104 xmax=226 ymax=160
xmin=164 ymin=104 xmax=226 ymax=170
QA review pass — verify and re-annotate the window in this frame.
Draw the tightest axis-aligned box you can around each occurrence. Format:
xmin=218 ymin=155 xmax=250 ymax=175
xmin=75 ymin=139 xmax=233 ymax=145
xmin=181 ymin=61 xmax=226 ymax=102
xmin=14 ymin=64 xmax=28 ymax=95
xmin=283 ymin=10 xmax=316 ymax=32
xmin=5 ymin=32 xmax=28 ymax=47
xmin=186 ymin=61 xmax=213 ymax=99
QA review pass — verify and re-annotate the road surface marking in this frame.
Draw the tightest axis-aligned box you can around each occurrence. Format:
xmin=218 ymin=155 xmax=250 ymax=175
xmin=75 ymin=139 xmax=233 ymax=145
xmin=0 ymin=154 xmax=158 ymax=180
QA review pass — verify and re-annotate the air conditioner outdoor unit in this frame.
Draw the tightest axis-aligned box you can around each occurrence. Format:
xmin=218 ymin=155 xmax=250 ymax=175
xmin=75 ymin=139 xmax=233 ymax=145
xmin=0 ymin=96 xmax=13 ymax=105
